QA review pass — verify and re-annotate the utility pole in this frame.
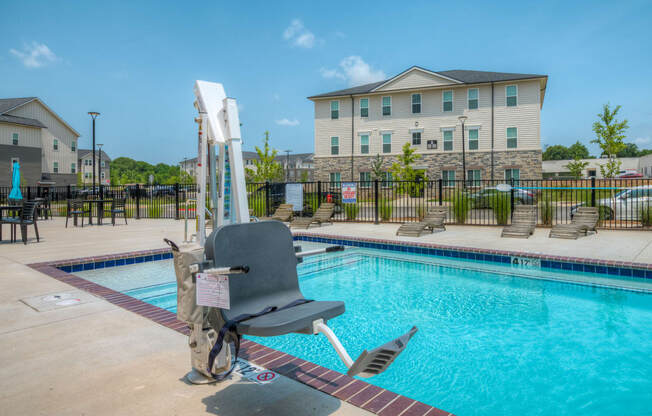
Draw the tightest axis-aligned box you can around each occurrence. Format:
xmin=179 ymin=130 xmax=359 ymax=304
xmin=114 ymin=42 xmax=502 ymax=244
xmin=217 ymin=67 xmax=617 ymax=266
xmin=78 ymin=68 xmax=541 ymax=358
xmin=88 ymin=111 xmax=100 ymax=194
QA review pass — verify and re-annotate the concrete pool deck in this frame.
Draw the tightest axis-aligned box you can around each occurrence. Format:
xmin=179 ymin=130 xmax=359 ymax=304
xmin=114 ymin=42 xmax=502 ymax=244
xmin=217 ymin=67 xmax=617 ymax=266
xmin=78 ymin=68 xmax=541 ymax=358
xmin=1 ymin=217 xmax=651 ymax=415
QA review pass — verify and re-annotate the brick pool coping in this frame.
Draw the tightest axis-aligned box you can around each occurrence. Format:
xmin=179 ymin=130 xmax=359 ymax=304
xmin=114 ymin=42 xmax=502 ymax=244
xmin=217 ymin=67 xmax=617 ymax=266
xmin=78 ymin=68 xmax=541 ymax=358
xmin=27 ymin=248 xmax=452 ymax=416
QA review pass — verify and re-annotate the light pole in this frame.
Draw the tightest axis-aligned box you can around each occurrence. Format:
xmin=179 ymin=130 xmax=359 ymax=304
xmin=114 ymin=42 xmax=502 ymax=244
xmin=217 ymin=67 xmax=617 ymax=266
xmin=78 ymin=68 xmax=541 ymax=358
xmin=284 ymin=149 xmax=292 ymax=182
xmin=458 ymin=115 xmax=468 ymax=188
xmin=88 ymin=112 xmax=100 ymax=194
xmin=97 ymin=144 xmax=104 ymax=187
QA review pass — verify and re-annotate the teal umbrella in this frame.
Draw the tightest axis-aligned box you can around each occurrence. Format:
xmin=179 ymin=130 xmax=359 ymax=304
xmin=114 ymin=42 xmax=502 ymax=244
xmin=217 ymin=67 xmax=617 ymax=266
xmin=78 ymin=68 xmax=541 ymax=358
xmin=8 ymin=161 xmax=22 ymax=200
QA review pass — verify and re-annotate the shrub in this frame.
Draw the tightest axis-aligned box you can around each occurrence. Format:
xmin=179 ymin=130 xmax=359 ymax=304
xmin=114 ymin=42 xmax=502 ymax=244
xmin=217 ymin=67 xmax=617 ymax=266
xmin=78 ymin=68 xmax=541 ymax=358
xmin=57 ymin=205 xmax=68 ymax=217
xmin=490 ymin=193 xmax=511 ymax=225
xmin=539 ymin=194 xmax=553 ymax=226
xmin=640 ymin=207 xmax=652 ymax=227
xmin=451 ymin=191 xmax=470 ymax=224
xmin=306 ymin=195 xmax=319 ymax=215
xmin=379 ymin=199 xmax=393 ymax=221
xmin=249 ymin=196 xmax=267 ymax=217
xmin=343 ymin=203 xmax=359 ymax=220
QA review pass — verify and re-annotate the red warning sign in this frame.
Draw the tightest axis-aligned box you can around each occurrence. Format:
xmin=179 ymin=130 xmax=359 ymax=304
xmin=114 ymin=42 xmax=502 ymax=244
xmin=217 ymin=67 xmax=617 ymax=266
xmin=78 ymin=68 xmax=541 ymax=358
xmin=256 ymin=371 xmax=277 ymax=382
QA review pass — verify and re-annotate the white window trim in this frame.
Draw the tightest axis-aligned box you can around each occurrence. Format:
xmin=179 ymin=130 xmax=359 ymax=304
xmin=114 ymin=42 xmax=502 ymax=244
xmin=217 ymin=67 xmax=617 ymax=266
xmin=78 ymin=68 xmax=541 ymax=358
xmin=359 ymin=97 xmax=369 ymax=117
xmin=379 ymin=129 xmax=394 ymax=134
xmin=359 ymin=133 xmax=370 ymax=154
xmin=442 ymin=129 xmax=454 ymax=151
xmin=330 ymin=100 xmax=340 ymax=119
xmin=506 ymin=126 xmax=518 ymax=149
xmin=442 ymin=90 xmax=454 ymax=112
xmin=505 ymin=85 xmax=518 ymax=106
xmin=411 ymin=131 xmax=422 ymax=146
xmin=411 ymin=93 xmax=422 ymax=114
xmin=467 ymin=88 xmax=479 ymax=110
xmin=382 ymin=132 xmax=392 ymax=153
xmin=330 ymin=136 xmax=339 ymax=155
xmin=53 ymin=139 xmax=59 ymax=151
xmin=409 ymin=128 xmax=424 ymax=133
xmin=357 ymin=131 xmax=372 ymax=136
xmin=382 ymin=96 xmax=392 ymax=116
xmin=440 ymin=127 xmax=456 ymax=132
xmin=467 ymin=128 xmax=480 ymax=151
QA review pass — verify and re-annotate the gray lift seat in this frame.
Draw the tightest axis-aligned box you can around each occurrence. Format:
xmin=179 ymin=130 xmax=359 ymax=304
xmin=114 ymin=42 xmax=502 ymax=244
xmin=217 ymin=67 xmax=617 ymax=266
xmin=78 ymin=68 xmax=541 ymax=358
xmin=205 ymin=220 xmax=345 ymax=337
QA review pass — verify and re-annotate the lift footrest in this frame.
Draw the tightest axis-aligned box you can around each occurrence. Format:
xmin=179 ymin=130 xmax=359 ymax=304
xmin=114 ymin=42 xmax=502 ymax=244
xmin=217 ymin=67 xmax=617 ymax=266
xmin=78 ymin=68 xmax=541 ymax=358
xmin=346 ymin=326 xmax=418 ymax=378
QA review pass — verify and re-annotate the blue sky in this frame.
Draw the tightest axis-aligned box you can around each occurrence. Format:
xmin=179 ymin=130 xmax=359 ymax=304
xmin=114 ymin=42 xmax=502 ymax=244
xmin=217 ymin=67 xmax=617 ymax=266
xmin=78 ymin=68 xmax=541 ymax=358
xmin=1 ymin=0 xmax=651 ymax=164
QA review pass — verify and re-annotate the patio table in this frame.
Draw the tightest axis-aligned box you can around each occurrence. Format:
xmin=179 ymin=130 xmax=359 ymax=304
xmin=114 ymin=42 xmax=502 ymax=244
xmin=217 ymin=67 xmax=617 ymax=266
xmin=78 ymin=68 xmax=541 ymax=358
xmin=0 ymin=205 xmax=22 ymax=242
xmin=84 ymin=199 xmax=113 ymax=225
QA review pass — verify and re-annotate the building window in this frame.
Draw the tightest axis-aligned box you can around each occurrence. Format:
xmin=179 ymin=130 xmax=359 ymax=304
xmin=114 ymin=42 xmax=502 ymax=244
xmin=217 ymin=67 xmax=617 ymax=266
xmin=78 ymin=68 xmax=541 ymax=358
xmin=360 ymin=98 xmax=368 ymax=117
xmin=84 ymin=172 xmax=91 ymax=179
xmin=331 ymin=136 xmax=339 ymax=155
xmin=330 ymin=101 xmax=339 ymax=119
xmin=468 ymin=88 xmax=479 ymax=110
xmin=411 ymin=131 xmax=421 ymax=146
xmin=468 ymin=128 xmax=479 ymax=150
xmin=505 ymin=168 xmax=520 ymax=183
xmin=382 ymin=96 xmax=391 ymax=116
xmin=53 ymin=139 xmax=58 ymax=151
xmin=101 ymin=161 xmax=106 ymax=168
xmin=71 ymin=163 xmax=76 ymax=174
xmin=382 ymin=133 xmax=391 ymax=153
xmin=427 ymin=140 xmax=437 ymax=150
xmin=506 ymin=127 xmax=518 ymax=149
xmin=466 ymin=169 xmax=481 ymax=186
xmin=443 ymin=130 xmax=453 ymax=151
xmin=329 ymin=172 xmax=341 ymax=184
xmin=71 ymin=141 xmax=76 ymax=151
xmin=360 ymin=134 xmax=369 ymax=154
xmin=53 ymin=162 xmax=59 ymax=173
xmin=442 ymin=170 xmax=455 ymax=187
xmin=382 ymin=171 xmax=393 ymax=187
xmin=443 ymin=90 xmax=453 ymax=112
xmin=506 ymin=85 xmax=517 ymax=107
xmin=101 ymin=172 xmax=105 ymax=179
xmin=12 ymin=133 xmax=18 ymax=145
xmin=359 ymin=171 xmax=371 ymax=187
xmin=411 ymin=94 xmax=421 ymax=114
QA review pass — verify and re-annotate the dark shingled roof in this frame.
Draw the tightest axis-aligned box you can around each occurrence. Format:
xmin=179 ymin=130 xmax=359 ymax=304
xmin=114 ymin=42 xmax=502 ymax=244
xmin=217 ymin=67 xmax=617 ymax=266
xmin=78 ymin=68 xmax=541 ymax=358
xmin=0 ymin=97 xmax=37 ymax=114
xmin=78 ymin=148 xmax=111 ymax=161
xmin=0 ymin=114 xmax=46 ymax=128
xmin=308 ymin=67 xmax=547 ymax=99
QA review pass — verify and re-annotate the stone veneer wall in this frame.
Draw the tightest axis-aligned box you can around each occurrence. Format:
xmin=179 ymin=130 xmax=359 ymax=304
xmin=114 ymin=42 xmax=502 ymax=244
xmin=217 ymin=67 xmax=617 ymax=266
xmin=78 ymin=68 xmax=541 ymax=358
xmin=313 ymin=150 xmax=542 ymax=181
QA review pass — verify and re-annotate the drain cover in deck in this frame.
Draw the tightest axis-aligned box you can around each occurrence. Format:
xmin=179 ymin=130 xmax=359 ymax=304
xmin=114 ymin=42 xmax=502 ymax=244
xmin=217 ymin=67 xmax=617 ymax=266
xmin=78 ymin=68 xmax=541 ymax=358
xmin=21 ymin=290 xmax=98 ymax=312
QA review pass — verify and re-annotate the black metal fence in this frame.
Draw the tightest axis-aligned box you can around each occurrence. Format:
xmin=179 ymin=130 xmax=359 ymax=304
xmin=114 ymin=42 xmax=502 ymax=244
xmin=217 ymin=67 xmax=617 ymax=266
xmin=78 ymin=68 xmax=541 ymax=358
xmin=2 ymin=178 xmax=652 ymax=229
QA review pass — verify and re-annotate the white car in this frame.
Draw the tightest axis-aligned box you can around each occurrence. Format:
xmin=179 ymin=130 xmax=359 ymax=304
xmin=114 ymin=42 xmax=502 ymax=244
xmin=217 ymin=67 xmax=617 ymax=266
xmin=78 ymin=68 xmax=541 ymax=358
xmin=572 ymin=185 xmax=652 ymax=220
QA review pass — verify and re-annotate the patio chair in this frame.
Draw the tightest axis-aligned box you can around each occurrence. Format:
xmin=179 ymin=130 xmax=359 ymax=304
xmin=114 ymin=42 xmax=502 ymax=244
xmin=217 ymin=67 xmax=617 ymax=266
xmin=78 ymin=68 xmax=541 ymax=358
xmin=65 ymin=199 xmax=89 ymax=228
xmin=396 ymin=206 xmax=447 ymax=237
xmin=549 ymin=206 xmax=600 ymax=239
xmin=290 ymin=202 xmax=335 ymax=229
xmin=261 ymin=203 xmax=294 ymax=222
xmin=175 ymin=221 xmax=417 ymax=381
xmin=3 ymin=200 xmax=39 ymax=244
xmin=111 ymin=198 xmax=128 ymax=226
xmin=501 ymin=205 xmax=537 ymax=238
xmin=34 ymin=197 xmax=52 ymax=220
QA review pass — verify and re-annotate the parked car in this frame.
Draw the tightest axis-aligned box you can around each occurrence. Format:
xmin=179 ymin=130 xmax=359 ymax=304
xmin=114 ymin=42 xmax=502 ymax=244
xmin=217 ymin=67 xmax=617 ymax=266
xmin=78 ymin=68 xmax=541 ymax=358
xmin=571 ymin=185 xmax=652 ymax=220
xmin=469 ymin=186 xmax=536 ymax=209
xmin=152 ymin=185 xmax=176 ymax=196
xmin=616 ymin=170 xmax=644 ymax=179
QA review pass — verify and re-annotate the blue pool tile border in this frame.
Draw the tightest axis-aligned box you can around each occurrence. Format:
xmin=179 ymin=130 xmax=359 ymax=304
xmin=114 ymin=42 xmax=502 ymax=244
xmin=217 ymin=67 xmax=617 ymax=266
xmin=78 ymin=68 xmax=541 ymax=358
xmin=293 ymin=232 xmax=652 ymax=281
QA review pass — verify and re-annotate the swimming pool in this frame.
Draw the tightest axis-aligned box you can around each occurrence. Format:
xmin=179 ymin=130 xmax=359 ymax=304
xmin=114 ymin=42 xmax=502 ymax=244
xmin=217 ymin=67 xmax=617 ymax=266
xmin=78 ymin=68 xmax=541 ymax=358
xmin=76 ymin=244 xmax=652 ymax=416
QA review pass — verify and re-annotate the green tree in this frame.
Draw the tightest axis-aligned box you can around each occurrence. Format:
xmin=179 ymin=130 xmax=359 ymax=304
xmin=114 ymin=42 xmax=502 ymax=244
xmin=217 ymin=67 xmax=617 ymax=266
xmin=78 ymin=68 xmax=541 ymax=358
xmin=616 ymin=142 xmax=640 ymax=157
xmin=370 ymin=154 xmax=385 ymax=180
xmin=565 ymin=157 xmax=589 ymax=178
xmin=300 ymin=171 xmax=309 ymax=183
xmin=245 ymin=131 xmax=284 ymax=182
xmin=542 ymin=144 xmax=571 ymax=161
xmin=591 ymin=104 xmax=629 ymax=178
xmin=568 ymin=141 xmax=590 ymax=159
xmin=390 ymin=143 xmax=425 ymax=196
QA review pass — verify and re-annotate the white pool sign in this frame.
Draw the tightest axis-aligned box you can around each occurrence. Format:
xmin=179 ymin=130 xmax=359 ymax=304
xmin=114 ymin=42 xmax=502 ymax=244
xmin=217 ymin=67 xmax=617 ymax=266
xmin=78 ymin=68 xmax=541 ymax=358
xmin=496 ymin=183 xmax=512 ymax=192
xmin=234 ymin=358 xmax=279 ymax=384
xmin=341 ymin=182 xmax=357 ymax=203
xmin=285 ymin=183 xmax=303 ymax=210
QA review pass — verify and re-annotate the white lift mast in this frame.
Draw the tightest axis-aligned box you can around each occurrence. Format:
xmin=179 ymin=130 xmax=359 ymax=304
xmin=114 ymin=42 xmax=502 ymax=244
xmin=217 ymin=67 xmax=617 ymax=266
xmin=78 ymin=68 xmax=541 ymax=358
xmin=193 ymin=80 xmax=249 ymax=245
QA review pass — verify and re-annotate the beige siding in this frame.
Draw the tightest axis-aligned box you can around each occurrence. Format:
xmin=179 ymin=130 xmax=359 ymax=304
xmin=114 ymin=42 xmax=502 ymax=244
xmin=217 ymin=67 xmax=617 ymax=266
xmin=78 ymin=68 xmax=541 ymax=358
xmin=0 ymin=124 xmax=41 ymax=148
xmin=314 ymin=79 xmax=541 ymax=159
xmin=375 ymin=70 xmax=457 ymax=91
xmin=8 ymin=100 xmax=79 ymax=174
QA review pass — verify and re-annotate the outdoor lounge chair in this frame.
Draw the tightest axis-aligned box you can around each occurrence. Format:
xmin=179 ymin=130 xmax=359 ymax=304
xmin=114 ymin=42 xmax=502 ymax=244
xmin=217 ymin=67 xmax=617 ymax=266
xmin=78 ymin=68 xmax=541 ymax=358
xmin=290 ymin=202 xmax=335 ymax=229
xmin=65 ymin=199 xmax=89 ymax=228
xmin=261 ymin=203 xmax=294 ymax=222
xmin=172 ymin=220 xmax=417 ymax=381
xmin=396 ymin=206 xmax=447 ymax=237
xmin=501 ymin=205 xmax=537 ymax=238
xmin=549 ymin=206 xmax=600 ymax=239
xmin=111 ymin=198 xmax=127 ymax=226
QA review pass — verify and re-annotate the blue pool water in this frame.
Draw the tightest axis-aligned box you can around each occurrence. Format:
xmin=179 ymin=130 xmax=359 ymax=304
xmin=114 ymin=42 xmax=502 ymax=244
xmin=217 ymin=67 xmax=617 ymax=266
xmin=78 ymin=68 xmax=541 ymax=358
xmin=77 ymin=246 xmax=652 ymax=416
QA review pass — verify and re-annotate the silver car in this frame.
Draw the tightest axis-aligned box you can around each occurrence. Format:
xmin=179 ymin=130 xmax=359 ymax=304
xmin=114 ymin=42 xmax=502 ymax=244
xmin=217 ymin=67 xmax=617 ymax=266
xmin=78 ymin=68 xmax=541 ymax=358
xmin=572 ymin=185 xmax=652 ymax=220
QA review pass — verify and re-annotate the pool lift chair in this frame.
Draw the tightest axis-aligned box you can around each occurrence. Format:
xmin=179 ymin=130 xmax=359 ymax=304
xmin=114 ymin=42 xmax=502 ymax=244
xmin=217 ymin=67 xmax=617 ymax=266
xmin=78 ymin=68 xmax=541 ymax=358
xmin=169 ymin=80 xmax=418 ymax=384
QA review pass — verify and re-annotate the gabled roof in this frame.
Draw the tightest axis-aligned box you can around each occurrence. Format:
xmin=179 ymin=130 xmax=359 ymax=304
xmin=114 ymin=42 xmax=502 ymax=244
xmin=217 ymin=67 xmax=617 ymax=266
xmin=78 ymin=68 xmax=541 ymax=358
xmin=308 ymin=66 xmax=547 ymax=99
xmin=0 ymin=96 xmax=80 ymax=137
xmin=78 ymin=148 xmax=111 ymax=161
xmin=0 ymin=114 xmax=46 ymax=128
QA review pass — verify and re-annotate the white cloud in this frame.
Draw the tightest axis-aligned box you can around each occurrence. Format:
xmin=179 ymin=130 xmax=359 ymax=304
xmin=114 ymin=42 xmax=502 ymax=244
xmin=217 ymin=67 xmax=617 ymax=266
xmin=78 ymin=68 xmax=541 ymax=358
xmin=283 ymin=19 xmax=316 ymax=48
xmin=635 ymin=137 xmax=651 ymax=145
xmin=320 ymin=56 xmax=386 ymax=86
xmin=9 ymin=42 xmax=57 ymax=68
xmin=276 ymin=118 xmax=300 ymax=126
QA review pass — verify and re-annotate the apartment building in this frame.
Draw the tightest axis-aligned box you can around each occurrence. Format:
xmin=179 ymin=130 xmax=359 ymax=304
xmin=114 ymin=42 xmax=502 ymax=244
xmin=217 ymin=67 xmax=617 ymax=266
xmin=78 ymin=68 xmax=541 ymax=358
xmin=308 ymin=66 xmax=548 ymax=183
xmin=78 ymin=149 xmax=111 ymax=184
xmin=0 ymin=97 xmax=80 ymax=186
